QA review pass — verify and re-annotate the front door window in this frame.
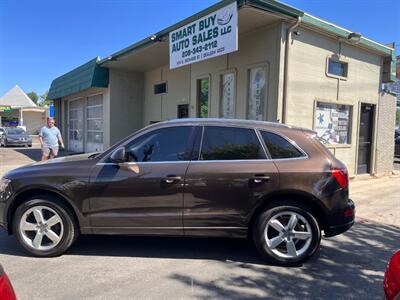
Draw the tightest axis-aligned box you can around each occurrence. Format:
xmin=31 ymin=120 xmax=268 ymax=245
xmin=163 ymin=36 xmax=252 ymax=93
xmin=124 ymin=126 xmax=193 ymax=162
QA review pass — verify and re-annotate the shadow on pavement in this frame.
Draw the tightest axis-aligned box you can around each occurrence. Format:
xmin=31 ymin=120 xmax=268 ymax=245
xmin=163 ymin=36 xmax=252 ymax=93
xmin=0 ymin=219 xmax=398 ymax=298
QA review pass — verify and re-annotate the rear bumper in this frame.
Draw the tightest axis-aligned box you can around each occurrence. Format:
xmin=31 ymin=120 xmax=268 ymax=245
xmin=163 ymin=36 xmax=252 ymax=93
xmin=324 ymin=198 xmax=355 ymax=237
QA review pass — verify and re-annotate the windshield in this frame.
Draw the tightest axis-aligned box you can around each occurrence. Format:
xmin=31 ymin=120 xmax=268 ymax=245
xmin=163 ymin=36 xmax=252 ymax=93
xmin=7 ymin=128 xmax=25 ymax=135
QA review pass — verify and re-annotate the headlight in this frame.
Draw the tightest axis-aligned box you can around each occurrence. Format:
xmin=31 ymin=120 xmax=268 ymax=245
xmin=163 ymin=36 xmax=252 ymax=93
xmin=0 ymin=178 xmax=12 ymax=201
xmin=0 ymin=178 xmax=10 ymax=193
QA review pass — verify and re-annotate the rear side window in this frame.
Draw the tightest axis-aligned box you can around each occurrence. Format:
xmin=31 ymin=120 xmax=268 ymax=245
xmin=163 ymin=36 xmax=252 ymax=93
xmin=261 ymin=131 xmax=305 ymax=159
xmin=200 ymin=126 xmax=266 ymax=160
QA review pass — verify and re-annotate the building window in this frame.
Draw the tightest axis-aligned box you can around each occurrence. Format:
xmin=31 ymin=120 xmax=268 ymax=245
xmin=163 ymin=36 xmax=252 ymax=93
xmin=154 ymin=82 xmax=167 ymax=94
xmin=197 ymin=78 xmax=209 ymax=118
xmin=86 ymin=94 xmax=103 ymax=152
xmin=315 ymin=102 xmax=352 ymax=144
xmin=177 ymin=104 xmax=189 ymax=119
xmin=220 ymin=72 xmax=236 ymax=118
xmin=247 ymin=66 xmax=267 ymax=120
xmin=327 ymin=58 xmax=348 ymax=78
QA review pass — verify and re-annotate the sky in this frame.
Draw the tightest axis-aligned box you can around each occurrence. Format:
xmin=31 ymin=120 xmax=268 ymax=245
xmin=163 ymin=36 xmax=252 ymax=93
xmin=0 ymin=0 xmax=399 ymax=97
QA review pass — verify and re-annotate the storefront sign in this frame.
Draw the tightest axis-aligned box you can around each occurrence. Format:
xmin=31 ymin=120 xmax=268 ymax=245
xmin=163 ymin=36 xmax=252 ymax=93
xmin=315 ymin=103 xmax=351 ymax=144
xmin=0 ymin=105 xmax=12 ymax=112
xmin=169 ymin=1 xmax=238 ymax=69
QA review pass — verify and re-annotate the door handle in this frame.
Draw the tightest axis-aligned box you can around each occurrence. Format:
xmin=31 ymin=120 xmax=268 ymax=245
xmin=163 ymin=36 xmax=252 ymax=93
xmin=162 ymin=175 xmax=182 ymax=184
xmin=251 ymin=175 xmax=270 ymax=184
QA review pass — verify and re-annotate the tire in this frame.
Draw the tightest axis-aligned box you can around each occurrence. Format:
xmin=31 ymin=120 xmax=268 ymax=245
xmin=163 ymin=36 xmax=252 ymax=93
xmin=253 ymin=201 xmax=321 ymax=266
xmin=28 ymin=144 xmax=32 ymax=147
xmin=12 ymin=196 xmax=79 ymax=257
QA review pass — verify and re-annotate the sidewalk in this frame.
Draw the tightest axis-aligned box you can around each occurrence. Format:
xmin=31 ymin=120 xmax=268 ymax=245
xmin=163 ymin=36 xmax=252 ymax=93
xmin=350 ymin=175 xmax=400 ymax=227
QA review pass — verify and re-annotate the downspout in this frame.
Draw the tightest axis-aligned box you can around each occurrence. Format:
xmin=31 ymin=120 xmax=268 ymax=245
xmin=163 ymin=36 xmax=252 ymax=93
xmin=282 ymin=16 xmax=301 ymax=124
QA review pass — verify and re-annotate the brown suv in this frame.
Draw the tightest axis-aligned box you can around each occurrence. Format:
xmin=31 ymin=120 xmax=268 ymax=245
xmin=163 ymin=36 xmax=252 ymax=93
xmin=0 ymin=119 xmax=354 ymax=265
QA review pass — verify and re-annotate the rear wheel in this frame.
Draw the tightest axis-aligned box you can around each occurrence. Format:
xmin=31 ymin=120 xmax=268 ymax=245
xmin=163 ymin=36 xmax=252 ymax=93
xmin=13 ymin=196 xmax=79 ymax=257
xmin=253 ymin=202 xmax=321 ymax=266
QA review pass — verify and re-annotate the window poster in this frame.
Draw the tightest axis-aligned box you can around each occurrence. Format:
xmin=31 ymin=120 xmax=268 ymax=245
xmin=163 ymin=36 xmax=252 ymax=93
xmin=221 ymin=72 xmax=235 ymax=118
xmin=315 ymin=103 xmax=351 ymax=144
xmin=247 ymin=66 xmax=267 ymax=121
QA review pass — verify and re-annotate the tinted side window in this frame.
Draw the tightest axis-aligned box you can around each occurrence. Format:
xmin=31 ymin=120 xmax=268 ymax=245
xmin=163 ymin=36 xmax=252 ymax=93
xmin=200 ymin=126 xmax=266 ymax=160
xmin=124 ymin=126 xmax=193 ymax=162
xmin=261 ymin=131 xmax=304 ymax=159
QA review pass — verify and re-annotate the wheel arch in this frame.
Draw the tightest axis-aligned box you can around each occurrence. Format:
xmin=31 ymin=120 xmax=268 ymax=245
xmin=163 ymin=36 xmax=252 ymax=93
xmin=7 ymin=188 xmax=81 ymax=234
xmin=247 ymin=190 xmax=328 ymax=236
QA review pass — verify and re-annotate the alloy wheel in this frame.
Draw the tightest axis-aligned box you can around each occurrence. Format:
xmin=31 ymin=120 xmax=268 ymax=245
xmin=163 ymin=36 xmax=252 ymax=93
xmin=19 ymin=205 xmax=64 ymax=251
xmin=264 ymin=211 xmax=312 ymax=259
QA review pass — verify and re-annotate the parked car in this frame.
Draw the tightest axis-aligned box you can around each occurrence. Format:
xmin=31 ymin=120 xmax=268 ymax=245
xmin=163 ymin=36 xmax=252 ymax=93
xmin=0 ymin=264 xmax=17 ymax=300
xmin=395 ymin=130 xmax=400 ymax=158
xmin=0 ymin=127 xmax=32 ymax=147
xmin=384 ymin=250 xmax=400 ymax=300
xmin=395 ymin=129 xmax=400 ymax=139
xmin=0 ymin=119 xmax=355 ymax=265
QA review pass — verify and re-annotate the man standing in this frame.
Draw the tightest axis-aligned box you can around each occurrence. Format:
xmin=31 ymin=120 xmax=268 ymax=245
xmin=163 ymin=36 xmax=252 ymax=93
xmin=39 ymin=118 xmax=65 ymax=161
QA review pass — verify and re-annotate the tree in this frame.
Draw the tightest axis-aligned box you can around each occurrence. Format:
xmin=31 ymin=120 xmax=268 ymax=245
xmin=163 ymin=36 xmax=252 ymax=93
xmin=27 ymin=91 xmax=39 ymax=104
xmin=39 ymin=90 xmax=53 ymax=107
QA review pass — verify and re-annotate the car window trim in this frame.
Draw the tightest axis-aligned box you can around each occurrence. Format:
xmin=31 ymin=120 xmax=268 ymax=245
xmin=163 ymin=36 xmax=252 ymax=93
xmin=98 ymin=124 xmax=196 ymax=165
xmin=198 ymin=125 xmax=269 ymax=162
xmin=257 ymin=129 xmax=309 ymax=160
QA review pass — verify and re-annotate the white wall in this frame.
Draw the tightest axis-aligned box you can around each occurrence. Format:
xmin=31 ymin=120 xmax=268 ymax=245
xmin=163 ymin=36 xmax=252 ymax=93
xmin=286 ymin=26 xmax=383 ymax=174
xmin=143 ymin=23 xmax=282 ymax=125
xmin=109 ymin=69 xmax=144 ymax=145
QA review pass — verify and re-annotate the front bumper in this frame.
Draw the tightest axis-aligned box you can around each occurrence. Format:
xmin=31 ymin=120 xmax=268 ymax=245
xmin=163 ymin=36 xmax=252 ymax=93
xmin=5 ymin=140 xmax=31 ymax=146
xmin=324 ymin=198 xmax=355 ymax=237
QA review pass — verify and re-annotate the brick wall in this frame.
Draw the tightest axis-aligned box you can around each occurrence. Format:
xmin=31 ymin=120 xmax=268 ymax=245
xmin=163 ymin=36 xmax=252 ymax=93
xmin=375 ymin=92 xmax=396 ymax=174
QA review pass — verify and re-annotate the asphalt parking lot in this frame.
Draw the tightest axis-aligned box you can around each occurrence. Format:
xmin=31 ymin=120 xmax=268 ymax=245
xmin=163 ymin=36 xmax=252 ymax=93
xmin=0 ymin=144 xmax=399 ymax=299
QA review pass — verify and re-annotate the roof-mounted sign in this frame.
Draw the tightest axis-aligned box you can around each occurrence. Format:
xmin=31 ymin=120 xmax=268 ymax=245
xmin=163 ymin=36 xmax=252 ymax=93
xmin=0 ymin=105 xmax=12 ymax=112
xmin=169 ymin=1 xmax=238 ymax=69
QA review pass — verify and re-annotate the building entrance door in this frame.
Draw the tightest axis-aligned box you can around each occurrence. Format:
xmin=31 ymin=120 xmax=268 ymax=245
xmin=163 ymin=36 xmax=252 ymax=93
xmin=357 ymin=103 xmax=374 ymax=174
xmin=68 ymin=99 xmax=84 ymax=152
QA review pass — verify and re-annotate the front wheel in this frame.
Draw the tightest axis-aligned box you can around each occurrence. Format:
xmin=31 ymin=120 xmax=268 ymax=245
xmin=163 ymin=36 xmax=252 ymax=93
xmin=253 ymin=203 xmax=321 ymax=266
xmin=13 ymin=197 xmax=79 ymax=257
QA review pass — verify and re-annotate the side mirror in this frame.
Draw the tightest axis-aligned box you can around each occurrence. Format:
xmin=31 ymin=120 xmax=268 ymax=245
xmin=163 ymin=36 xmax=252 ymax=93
xmin=110 ymin=147 xmax=126 ymax=163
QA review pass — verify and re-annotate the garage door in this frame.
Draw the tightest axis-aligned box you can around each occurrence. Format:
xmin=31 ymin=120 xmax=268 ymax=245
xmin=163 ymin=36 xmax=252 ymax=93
xmin=68 ymin=99 xmax=84 ymax=152
xmin=86 ymin=94 xmax=103 ymax=153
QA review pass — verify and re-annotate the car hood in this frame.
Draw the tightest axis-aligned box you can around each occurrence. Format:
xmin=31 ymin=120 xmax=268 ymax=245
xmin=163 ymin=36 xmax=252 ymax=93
xmin=3 ymin=152 xmax=100 ymax=179
xmin=32 ymin=153 xmax=99 ymax=165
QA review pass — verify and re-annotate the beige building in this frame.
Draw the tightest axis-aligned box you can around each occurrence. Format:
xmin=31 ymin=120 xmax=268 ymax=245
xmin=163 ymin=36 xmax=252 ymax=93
xmin=48 ymin=0 xmax=397 ymax=176
xmin=0 ymin=85 xmax=48 ymax=134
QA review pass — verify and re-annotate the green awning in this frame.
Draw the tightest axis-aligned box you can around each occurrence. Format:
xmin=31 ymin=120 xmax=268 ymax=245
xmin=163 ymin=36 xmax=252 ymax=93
xmin=48 ymin=57 xmax=109 ymax=99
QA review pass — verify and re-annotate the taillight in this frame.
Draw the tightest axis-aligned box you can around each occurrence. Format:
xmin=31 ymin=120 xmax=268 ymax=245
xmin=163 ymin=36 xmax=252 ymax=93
xmin=331 ymin=167 xmax=349 ymax=189
xmin=384 ymin=251 xmax=400 ymax=300
xmin=0 ymin=272 xmax=17 ymax=300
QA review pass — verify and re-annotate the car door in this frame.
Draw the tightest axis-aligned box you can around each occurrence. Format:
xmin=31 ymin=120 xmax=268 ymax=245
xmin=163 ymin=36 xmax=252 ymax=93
xmin=183 ymin=125 xmax=279 ymax=236
xmin=88 ymin=125 xmax=195 ymax=235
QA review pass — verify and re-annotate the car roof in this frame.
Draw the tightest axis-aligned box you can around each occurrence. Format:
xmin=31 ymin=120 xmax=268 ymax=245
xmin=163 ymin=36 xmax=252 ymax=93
xmin=149 ymin=118 xmax=315 ymax=134
xmin=154 ymin=118 xmax=289 ymax=128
